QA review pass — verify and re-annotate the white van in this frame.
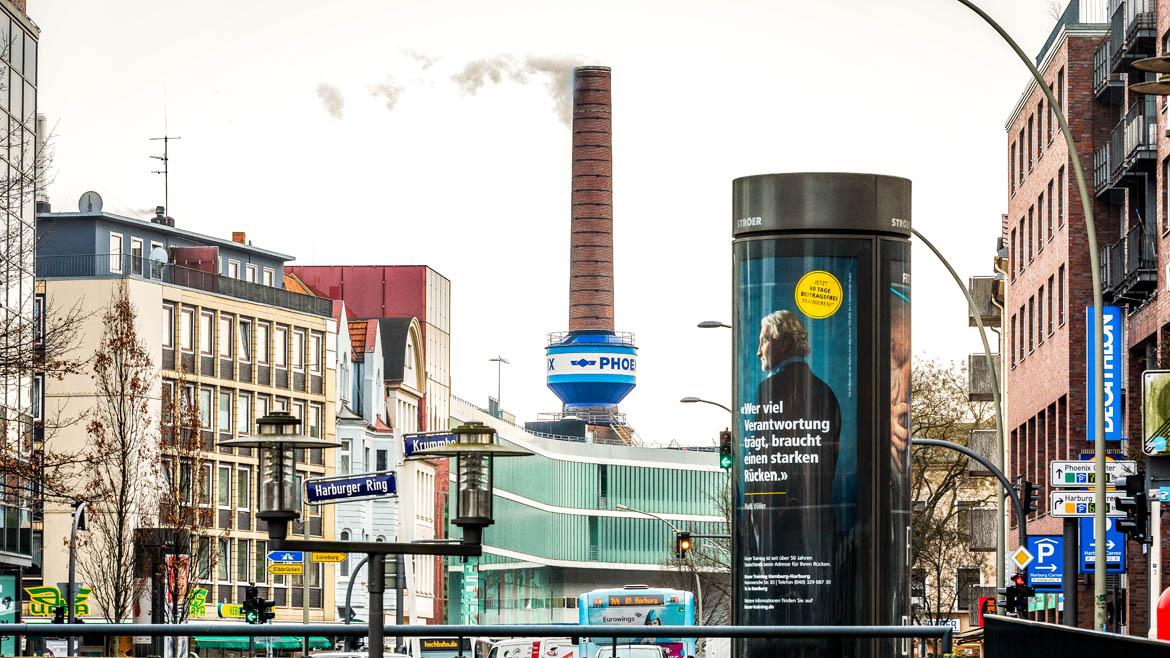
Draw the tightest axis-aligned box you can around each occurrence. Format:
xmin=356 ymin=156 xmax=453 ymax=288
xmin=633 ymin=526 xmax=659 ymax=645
xmin=488 ymin=638 xmax=575 ymax=658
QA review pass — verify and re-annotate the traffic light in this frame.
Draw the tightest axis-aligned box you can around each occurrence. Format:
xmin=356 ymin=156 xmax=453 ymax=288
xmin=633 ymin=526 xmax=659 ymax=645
xmin=52 ymin=605 xmax=65 ymax=624
xmin=675 ymin=531 xmax=693 ymax=559
xmin=1016 ymin=477 xmax=1040 ymax=515
xmin=718 ymin=429 xmax=733 ymax=470
xmin=1003 ymin=573 xmax=1034 ymax=615
xmin=1115 ymin=472 xmax=1149 ymax=544
xmin=259 ymin=597 xmax=276 ymax=623
xmin=243 ymin=585 xmax=260 ymax=624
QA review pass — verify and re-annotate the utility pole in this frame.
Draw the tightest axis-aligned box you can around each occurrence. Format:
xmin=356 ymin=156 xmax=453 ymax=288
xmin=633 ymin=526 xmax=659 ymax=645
xmin=149 ymin=133 xmax=181 ymax=215
xmin=489 ymin=356 xmax=508 ymax=415
xmin=66 ymin=501 xmax=87 ymax=657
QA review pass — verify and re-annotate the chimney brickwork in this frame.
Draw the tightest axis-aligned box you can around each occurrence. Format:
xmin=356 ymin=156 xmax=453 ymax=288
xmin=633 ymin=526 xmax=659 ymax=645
xmin=569 ymin=66 xmax=615 ymax=332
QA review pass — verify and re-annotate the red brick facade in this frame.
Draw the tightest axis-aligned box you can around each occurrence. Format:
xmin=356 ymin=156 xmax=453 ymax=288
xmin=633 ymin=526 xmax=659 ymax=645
xmin=569 ymin=67 xmax=615 ymax=332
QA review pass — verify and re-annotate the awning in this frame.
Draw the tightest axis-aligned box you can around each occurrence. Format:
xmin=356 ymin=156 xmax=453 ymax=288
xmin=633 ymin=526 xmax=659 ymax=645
xmin=193 ymin=636 xmax=332 ymax=650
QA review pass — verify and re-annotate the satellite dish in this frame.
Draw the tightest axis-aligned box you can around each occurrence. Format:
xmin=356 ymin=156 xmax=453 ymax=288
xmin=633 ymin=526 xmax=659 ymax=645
xmin=78 ymin=191 xmax=103 ymax=213
xmin=149 ymin=246 xmax=168 ymax=264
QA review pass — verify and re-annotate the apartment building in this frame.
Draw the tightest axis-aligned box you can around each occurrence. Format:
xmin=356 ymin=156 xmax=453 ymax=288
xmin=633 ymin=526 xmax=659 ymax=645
xmin=33 ymin=207 xmax=338 ymax=626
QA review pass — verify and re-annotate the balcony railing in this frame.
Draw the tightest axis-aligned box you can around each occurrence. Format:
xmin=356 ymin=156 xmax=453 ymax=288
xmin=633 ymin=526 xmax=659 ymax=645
xmin=1093 ymin=39 xmax=1124 ymax=102
xmin=37 ymin=253 xmax=333 ymax=317
xmin=1103 ymin=223 xmax=1157 ymax=304
xmin=1098 ymin=98 xmax=1157 ymax=193
xmin=1110 ymin=0 xmax=1156 ymax=70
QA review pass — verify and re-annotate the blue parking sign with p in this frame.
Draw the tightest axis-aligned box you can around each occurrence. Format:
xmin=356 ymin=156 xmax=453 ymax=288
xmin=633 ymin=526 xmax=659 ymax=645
xmin=1026 ymin=536 xmax=1063 ymax=590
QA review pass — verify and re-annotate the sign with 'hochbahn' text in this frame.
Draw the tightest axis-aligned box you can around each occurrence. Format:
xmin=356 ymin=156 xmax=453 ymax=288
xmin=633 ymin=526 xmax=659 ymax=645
xmin=1086 ymin=306 xmax=1123 ymax=442
xmin=304 ymin=472 xmax=396 ymax=505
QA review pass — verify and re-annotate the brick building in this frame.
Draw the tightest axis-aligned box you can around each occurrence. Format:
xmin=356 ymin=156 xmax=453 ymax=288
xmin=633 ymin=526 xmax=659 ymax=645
xmin=1003 ymin=0 xmax=1170 ymax=634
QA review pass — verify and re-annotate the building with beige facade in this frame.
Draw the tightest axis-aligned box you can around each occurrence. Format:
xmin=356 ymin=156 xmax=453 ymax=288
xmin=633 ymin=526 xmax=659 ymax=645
xmin=33 ymin=207 xmax=339 ymax=629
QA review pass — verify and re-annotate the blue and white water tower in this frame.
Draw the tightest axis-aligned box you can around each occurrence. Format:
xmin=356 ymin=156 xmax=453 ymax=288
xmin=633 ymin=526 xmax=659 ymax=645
xmin=546 ymin=330 xmax=637 ymax=412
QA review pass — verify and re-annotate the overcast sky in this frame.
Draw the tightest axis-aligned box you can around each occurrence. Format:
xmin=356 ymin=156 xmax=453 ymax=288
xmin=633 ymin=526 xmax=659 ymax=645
xmin=34 ymin=0 xmax=1062 ymax=446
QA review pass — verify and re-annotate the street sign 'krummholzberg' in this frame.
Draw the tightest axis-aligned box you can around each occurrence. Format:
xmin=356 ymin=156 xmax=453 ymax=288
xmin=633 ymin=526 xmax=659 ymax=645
xmin=304 ymin=472 xmax=397 ymax=505
xmin=1048 ymin=460 xmax=1136 ymax=488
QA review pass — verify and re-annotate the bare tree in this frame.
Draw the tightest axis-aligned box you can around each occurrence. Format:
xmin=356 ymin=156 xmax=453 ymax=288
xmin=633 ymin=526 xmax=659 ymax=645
xmin=653 ymin=479 xmax=732 ymax=624
xmin=77 ymin=282 xmax=157 ymax=626
xmin=910 ymin=359 xmax=996 ymax=651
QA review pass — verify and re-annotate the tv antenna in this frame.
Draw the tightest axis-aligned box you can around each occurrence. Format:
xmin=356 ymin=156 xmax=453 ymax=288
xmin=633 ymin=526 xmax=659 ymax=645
xmin=150 ymin=133 xmax=181 ymax=217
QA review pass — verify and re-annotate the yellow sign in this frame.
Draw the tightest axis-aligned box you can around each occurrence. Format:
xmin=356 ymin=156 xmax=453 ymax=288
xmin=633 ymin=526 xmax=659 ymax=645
xmin=218 ymin=603 xmax=244 ymax=619
xmin=1010 ymin=546 xmax=1034 ymax=570
xmin=24 ymin=586 xmax=94 ymax=617
xmin=268 ymin=563 xmax=305 ymax=576
xmin=311 ymin=552 xmax=348 ymax=563
xmin=794 ymin=270 xmax=843 ymax=319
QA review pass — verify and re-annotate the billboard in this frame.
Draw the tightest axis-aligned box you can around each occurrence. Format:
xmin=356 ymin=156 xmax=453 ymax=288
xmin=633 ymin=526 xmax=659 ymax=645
xmin=1142 ymin=370 xmax=1170 ymax=455
xmin=732 ymin=173 xmax=911 ymax=658
xmin=1086 ymin=306 xmax=1123 ymax=442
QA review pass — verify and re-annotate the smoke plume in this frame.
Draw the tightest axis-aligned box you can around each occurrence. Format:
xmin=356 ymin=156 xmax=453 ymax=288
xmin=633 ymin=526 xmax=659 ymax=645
xmin=316 ymin=83 xmax=345 ymax=119
xmin=370 ymin=77 xmax=406 ymax=111
xmin=451 ymin=55 xmax=589 ymax=125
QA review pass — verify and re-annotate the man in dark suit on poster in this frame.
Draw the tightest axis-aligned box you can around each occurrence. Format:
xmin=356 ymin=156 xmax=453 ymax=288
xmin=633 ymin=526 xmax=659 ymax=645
xmin=744 ymin=309 xmax=842 ymax=655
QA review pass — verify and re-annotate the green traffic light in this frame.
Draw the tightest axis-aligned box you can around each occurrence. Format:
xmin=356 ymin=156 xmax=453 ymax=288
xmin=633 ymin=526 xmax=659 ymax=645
xmin=246 ymin=610 xmax=259 ymax=624
xmin=719 ymin=453 xmax=733 ymax=469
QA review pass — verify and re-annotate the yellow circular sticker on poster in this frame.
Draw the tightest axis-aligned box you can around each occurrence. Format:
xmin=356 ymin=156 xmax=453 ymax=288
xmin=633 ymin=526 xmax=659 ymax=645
xmin=794 ymin=270 xmax=843 ymax=319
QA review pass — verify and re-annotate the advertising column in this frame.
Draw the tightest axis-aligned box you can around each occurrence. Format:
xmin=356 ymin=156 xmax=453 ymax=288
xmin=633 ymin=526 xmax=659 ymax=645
xmin=732 ymin=173 xmax=912 ymax=658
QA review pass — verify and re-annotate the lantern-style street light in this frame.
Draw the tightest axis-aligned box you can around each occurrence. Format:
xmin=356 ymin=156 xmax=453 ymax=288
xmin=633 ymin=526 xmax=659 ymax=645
xmin=218 ymin=411 xmax=340 ymax=542
xmin=408 ymin=421 xmax=534 ymax=545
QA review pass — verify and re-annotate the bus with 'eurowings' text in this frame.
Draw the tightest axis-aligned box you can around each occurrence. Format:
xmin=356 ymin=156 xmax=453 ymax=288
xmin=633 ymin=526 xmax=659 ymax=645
xmin=577 ymin=586 xmax=696 ymax=658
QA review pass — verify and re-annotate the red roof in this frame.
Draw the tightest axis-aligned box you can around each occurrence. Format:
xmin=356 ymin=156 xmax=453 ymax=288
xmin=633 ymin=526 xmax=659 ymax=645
xmin=284 ymin=272 xmax=314 ymax=295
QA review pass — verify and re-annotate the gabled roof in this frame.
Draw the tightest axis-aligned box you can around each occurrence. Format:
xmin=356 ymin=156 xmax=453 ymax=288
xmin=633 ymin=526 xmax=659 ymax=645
xmin=347 ymin=319 xmax=378 ymax=360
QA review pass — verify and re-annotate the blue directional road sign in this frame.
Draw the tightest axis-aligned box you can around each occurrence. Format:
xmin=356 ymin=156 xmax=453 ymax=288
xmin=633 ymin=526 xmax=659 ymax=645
xmin=267 ymin=551 xmax=304 ymax=563
xmin=1026 ymin=536 xmax=1063 ymax=591
xmin=304 ymin=472 xmax=397 ymax=505
xmin=1078 ymin=516 xmax=1125 ymax=574
xmin=403 ymin=431 xmax=458 ymax=459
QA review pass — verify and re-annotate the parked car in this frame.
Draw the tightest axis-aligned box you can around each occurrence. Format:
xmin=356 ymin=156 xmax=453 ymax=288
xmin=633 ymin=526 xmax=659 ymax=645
xmin=594 ymin=646 xmax=669 ymax=658
xmin=488 ymin=638 xmax=575 ymax=658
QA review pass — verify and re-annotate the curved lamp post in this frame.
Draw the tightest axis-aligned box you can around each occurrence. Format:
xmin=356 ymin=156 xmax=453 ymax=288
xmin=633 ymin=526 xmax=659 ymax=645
xmin=697 ymin=321 xmax=732 ymax=329
xmin=680 ymin=397 xmax=732 ymax=414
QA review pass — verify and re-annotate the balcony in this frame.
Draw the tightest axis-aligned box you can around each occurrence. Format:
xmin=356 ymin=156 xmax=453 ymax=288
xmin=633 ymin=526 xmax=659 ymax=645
xmin=1094 ymin=98 xmax=1157 ymax=195
xmin=968 ymin=429 xmax=998 ymax=477
xmin=967 ymin=276 xmax=1003 ymax=327
xmin=37 ymin=253 xmax=333 ymax=317
xmin=1109 ymin=0 xmax=1156 ymax=72
xmin=1117 ymin=223 xmax=1158 ymax=304
xmin=968 ymin=353 xmax=999 ymax=402
xmin=1093 ymin=39 xmax=1124 ymax=103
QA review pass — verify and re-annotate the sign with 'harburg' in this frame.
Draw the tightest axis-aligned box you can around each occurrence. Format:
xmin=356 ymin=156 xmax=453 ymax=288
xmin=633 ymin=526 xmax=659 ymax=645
xmin=304 ymin=472 xmax=396 ymax=504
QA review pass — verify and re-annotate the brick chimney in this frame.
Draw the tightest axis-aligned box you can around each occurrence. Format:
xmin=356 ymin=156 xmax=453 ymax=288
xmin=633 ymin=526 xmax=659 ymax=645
xmin=568 ymin=66 xmax=614 ymax=332
xmin=232 ymin=231 xmax=247 ymax=244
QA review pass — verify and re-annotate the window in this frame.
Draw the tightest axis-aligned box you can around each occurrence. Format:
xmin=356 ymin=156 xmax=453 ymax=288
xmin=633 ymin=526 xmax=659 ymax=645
xmin=310 ymin=333 xmax=323 ymax=374
xmin=292 ymin=329 xmax=305 ymax=370
xmin=1053 ymin=272 xmax=1062 ymax=334
xmin=340 ymin=530 xmax=351 ymax=577
xmin=1047 ymin=92 xmax=1054 ymax=143
xmin=180 ymin=308 xmax=194 ymax=352
xmin=256 ymin=395 xmax=270 ymax=422
xmin=109 ymin=233 xmax=124 ymax=273
xmin=308 ymin=403 xmax=322 ymax=439
xmin=255 ymin=540 xmax=268 ymax=584
xmin=1057 ymin=67 xmax=1065 ymax=115
xmin=340 ymin=439 xmax=351 ymax=475
xmin=228 ymin=260 xmax=240 ymax=279
xmin=238 ymin=466 xmax=251 ymax=509
xmin=246 ymin=264 xmax=257 ymax=283
xmin=257 ymin=322 xmax=271 ymax=365
xmin=218 ymin=464 xmax=232 ymax=508
xmin=956 ymin=568 xmax=981 ymax=611
xmin=195 ymin=537 xmax=211 ymax=580
xmin=1036 ymin=194 xmax=1044 ymax=252
xmin=1037 ymin=285 xmax=1044 ymax=345
xmin=1010 ymin=229 xmax=1017 ymax=280
xmin=1028 ymin=296 xmax=1035 ymax=352
xmin=237 ymin=539 xmax=250 ymax=582
xmin=1018 ymin=128 xmax=1025 ymax=182
xmin=1018 ymin=306 xmax=1025 ymax=362
xmin=200 ymin=311 xmax=214 ymax=355
xmin=131 ymin=237 xmax=144 ymax=275
xmin=263 ymin=268 xmax=275 ymax=287
xmin=911 ymin=569 xmax=926 ymax=600
xmin=1053 ymin=177 xmax=1062 ymax=240
xmin=163 ymin=304 xmax=175 ymax=348
xmin=1010 ymin=143 xmax=1016 ymax=193
xmin=179 ymin=460 xmax=192 ymax=504
xmin=199 ymin=463 xmax=213 ymax=507
xmin=34 ymin=295 xmax=45 ymax=345
xmin=238 ymin=319 xmax=252 ymax=362
xmin=218 ymin=389 xmax=232 ymax=433
xmin=199 ymin=387 xmax=213 ymax=428
xmin=1037 ymin=101 xmax=1044 ymax=157
xmin=1018 ymin=218 xmax=1025 ymax=274
xmin=274 ymin=326 xmax=288 ymax=367
xmin=1058 ymin=166 xmax=1065 ymax=227
xmin=376 ymin=449 xmax=388 ymax=472
xmin=238 ymin=393 xmax=252 ymax=435
xmin=1058 ymin=265 xmax=1066 ymax=325
xmin=32 ymin=374 xmax=42 ymax=421
xmin=1027 ymin=206 xmax=1034 ymax=261
xmin=217 ymin=537 xmax=231 ymax=582
xmin=1027 ymin=115 xmax=1034 ymax=169
xmin=219 ymin=315 xmax=233 ymax=358
xmin=1010 ymin=314 xmax=1017 ymax=366
xmin=364 ymin=447 xmax=370 ymax=472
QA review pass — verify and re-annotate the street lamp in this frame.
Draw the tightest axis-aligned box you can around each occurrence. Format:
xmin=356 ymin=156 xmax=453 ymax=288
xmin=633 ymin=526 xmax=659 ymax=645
xmin=680 ymin=396 xmax=732 ymax=414
xmin=696 ymin=321 xmax=731 ymax=329
xmin=1129 ymin=56 xmax=1170 ymax=94
xmin=218 ymin=411 xmax=340 ymax=542
xmin=411 ymin=422 xmax=533 ymax=545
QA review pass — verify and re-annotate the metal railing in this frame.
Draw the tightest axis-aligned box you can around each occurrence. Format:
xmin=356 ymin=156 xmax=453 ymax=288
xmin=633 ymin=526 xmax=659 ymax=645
xmin=0 ymin=622 xmax=955 ymax=656
xmin=546 ymin=330 xmax=636 ymax=347
xmin=1110 ymin=0 xmax=1155 ymax=67
xmin=1092 ymin=39 xmax=1123 ymax=98
xmin=1124 ymin=222 xmax=1157 ymax=277
xmin=1093 ymin=143 xmax=1111 ymax=193
xmin=37 ymin=253 xmax=333 ymax=317
xmin=1098 ymin=98 xmax=1157 ymax=192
